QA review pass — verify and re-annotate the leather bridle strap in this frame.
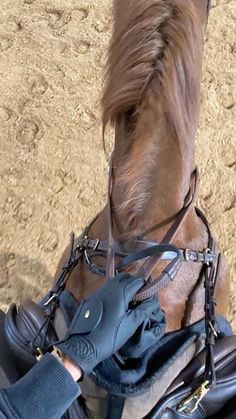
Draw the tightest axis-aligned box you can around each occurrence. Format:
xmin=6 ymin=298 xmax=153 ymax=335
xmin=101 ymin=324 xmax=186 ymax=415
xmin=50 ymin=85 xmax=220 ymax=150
xmin=106 ymin=152 xmax=116 ymax=280
xmin=79 ymin=238 xmax=217 ymax=265
xmin=134 ymin=168 xmax=199 ymax=300
xmin=204 ymin=257 xmax=218 ymax=387
xmin=31 ymin=233 xmax=82 ymax=355
xmin=178 ymin=256 xmax=218 ymax=413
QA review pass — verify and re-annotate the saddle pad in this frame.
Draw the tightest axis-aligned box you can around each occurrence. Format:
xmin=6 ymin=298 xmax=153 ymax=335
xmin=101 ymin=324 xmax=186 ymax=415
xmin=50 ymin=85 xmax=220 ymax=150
xmin=80 ymin=335 xmax=205 ymax=419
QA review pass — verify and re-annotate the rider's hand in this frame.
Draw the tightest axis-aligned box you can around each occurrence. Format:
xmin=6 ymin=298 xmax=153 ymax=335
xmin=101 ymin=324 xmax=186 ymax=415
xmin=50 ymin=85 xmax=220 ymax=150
xmin=56 ymin=273 xmax=158 ymax=375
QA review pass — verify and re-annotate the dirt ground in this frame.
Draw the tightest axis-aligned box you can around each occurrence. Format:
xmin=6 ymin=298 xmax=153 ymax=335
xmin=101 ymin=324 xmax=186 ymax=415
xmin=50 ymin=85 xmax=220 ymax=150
xmin=0 ymin=1 xmax=235 ymax=327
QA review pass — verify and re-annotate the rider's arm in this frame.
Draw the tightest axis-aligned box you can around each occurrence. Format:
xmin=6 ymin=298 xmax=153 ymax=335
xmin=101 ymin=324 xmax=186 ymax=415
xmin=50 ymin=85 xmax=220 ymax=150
xmin=0 ymin=353 xmax=81 ymax=419
xmin=0 ymin=274 xmax=158 ymax=419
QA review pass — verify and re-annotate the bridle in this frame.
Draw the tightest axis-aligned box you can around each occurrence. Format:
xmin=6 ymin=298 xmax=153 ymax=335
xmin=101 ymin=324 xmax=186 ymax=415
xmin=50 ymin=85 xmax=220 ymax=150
xmin=31 ymin=155 xmax=220 ymax=413
xmin=77 ymin=157 xmax=218 ymax=302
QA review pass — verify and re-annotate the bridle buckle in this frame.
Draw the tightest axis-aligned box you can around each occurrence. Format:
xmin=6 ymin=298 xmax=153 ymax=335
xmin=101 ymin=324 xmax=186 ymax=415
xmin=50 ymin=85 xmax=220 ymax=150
xmin=184 ymin=248 xmax=192 ymax=262
xmin=44 ymin=293 xmax=58 ymax=307
xmin=92 ymin=238 xmax=100 ymax=251
xmin=204 ymin=248 xmax=215 ymax=266
xmin=35 ymin=347 xmax=44 ymax=361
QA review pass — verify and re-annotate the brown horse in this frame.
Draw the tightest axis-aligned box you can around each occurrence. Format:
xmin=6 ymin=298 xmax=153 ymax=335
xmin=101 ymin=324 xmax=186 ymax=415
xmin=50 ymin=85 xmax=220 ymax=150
xmin=54 ymin=0 xmax=229 ymax=333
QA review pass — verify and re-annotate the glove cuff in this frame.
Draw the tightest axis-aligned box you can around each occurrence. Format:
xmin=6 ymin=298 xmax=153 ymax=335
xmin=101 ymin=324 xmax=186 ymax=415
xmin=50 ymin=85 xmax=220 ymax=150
xmin=56 ymin=336 xmax=97 ymax=376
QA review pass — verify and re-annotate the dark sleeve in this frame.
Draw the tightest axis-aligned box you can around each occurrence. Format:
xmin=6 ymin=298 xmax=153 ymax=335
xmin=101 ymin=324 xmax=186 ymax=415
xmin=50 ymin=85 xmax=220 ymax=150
xmin=0 ymin=353 xmax=81 ymax=419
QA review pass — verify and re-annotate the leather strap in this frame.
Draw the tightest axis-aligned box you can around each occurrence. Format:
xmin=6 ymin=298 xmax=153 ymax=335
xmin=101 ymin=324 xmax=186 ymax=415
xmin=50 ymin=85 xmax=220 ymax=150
xmin=106 ymin=152 xmax=116 ymax=280
xmin=77 ymin=237 xmax=217 ymax=265
xmin=28 ymin=233 xmax=82 ymax=355
xmin=133 ymin=169 xmax=199 ymax=299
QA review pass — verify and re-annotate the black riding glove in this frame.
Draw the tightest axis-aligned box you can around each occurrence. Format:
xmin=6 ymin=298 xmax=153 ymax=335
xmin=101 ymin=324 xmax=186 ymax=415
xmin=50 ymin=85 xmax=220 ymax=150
xmin=56 ymin=273 xmax=158 ymax=375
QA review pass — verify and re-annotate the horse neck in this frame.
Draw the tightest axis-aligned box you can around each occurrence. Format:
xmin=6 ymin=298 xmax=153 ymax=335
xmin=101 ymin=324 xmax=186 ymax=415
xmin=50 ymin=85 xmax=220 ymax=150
xmin=100 ymin=0 xmax=207 ymax=244
xmin=109 ymin=102 xmax=199 ymax=244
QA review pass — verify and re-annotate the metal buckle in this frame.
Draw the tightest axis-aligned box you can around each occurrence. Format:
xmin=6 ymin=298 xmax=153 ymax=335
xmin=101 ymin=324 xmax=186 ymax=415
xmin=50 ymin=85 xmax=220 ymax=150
xmin=209 ymin=321 xmax=219 ymax=337
xmin=77 ymin=236 xmax=87 ymax=251
xmin=184 ymin=248 xmax=193 ymax=262
xmin=92 ymin=238 xmax=100 ymax=251
xmin=84 ymin=249 xmax=90 ymax=266
xmin=44 ymin=293 xmax=58 ymax=306
xmin=204 ymin=248 xmax=215 ymax=265
xmin=35 ymin=347 xmax=44 ymax=362
xmin=77 ymin=237 xmax=99 ymax=252
xmin=178 ymin=380 xmax=210 ymax=414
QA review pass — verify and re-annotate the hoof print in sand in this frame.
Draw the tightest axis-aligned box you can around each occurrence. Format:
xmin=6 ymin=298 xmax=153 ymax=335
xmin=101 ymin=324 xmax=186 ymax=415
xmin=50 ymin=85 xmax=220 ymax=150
xmin=16 ymin=119 xmax=41 ymax=148
xmin=28 ymin=73 xmax=48 ymax=96
xmin=228 ymin=161 xmax=236 ymax=169
xmin=221 ymin=151 xmax=236 ymax=169
xmin=38 ymin=230 xmax=59 ymax=253
xmin=93 ymin=20 xmax=109 ymax=33
xmin=225 ymin=159 xmax=236 ymax=169
xmin=6 ymin=17 xmax=22 ymax=33
xmin=76 ymin=8 xmax=89 ymax=21
xmin=74 ymin=40 xmax=91 ymax=55
xmin=0 ymin=35 xmax=14 ymax=53
xmin=46 ymin=9 xmax=71 ymax=30
xmin=13 ymin=201 xmax=34 ymax=224
xmin=223 ymin=198 xmax=236 ymax=213
xmin=78 ymin=108 xmax=97 ymax=128
xmin=0 ymin=106 xmax=12 ymax=122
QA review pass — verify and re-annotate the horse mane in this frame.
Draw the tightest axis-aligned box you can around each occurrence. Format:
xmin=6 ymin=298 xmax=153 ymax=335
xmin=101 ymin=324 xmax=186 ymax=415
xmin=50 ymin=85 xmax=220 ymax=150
xmin=102 ymin=0 xmax=204 ymax=139
xmin=102 ymin=0 xmax=205 ymax=229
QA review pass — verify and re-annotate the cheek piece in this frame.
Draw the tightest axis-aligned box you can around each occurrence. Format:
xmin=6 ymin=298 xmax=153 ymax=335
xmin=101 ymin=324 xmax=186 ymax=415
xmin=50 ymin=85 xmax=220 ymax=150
xmin=54 ymin=272 xmax=161 ymax=376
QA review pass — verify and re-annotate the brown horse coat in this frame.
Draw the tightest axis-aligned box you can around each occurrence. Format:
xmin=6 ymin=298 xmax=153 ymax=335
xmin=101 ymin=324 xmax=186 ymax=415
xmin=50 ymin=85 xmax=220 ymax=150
xmin=55 ymin=0 xmax=229 ymax=332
